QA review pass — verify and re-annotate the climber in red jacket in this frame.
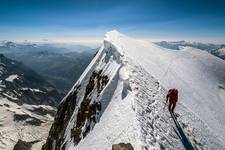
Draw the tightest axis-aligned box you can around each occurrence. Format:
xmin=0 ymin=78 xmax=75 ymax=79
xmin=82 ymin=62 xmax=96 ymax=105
xmin=166 ymin=88 xmax=178 ymax=113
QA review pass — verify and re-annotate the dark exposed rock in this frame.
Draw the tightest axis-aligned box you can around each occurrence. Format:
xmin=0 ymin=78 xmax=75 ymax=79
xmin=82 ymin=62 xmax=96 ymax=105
xmin=71 ymin=127 xmax=82 ymax=144
xmin=13 ymin=114 xmax=43 ymax=126
xmin=3 ymin=95 xmax=23 ymax=106
xmin=43 ymin=68 xmax=109 ymax=149
xmin=13 ymin=139 xmax=39 ymax=150
xmin=14 ymin=114 xmax=30 ymax=121
xmin=112 ymin=143 xmax=134 ymax=150
xmin=20 ymin=88 xmax=62 ymax=107
xmin=71 ymin=70 xmax=108 ymax=144
xmin=27 ymin=106 xmax=56 ymax=117
xmin=3 ymin=103 xmax=10 ymax=107
xmin=61 ymin=142 xmax=67 ymax=150
xmin=26 ymin=118 xmax=43 ymax=126
xmin=43 ymin=85 xmax=79 ymax=150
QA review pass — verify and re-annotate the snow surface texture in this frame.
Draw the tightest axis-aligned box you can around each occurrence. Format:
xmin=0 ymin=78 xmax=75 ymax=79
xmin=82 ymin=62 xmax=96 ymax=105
xmin=52 ymin=31 xmax=225 ymax=150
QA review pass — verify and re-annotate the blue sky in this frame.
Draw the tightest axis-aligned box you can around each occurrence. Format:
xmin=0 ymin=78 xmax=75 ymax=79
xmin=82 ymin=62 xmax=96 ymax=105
xmin=0 ymin=0 xmax=225 ymax=43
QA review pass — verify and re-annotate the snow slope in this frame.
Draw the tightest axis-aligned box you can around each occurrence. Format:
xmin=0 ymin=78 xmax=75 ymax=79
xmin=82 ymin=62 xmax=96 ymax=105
xmin=0 ymin=97 xmax=55 ymax=150
xmin=44 ymin=31 xmax=225 ymax=150
xmin=105 ymin=31 xmax=225 ymax=139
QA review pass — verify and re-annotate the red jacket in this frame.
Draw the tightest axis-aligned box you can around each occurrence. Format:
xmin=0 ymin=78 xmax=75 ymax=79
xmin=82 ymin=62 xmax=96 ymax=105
xmin=166 ymin=89 xmax=178 ymax=103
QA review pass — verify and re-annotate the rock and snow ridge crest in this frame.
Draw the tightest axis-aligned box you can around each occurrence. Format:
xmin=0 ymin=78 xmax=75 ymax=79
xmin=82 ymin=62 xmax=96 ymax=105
xmin=44 ymin=31 xmax=225 ymax=150
xmin=43 ymin=31 xmax=125 ymax=150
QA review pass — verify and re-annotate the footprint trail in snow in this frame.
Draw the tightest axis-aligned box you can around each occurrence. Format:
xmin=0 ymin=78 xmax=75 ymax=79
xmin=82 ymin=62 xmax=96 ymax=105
xmin=127 ymin=60 xmax=224 ymax=150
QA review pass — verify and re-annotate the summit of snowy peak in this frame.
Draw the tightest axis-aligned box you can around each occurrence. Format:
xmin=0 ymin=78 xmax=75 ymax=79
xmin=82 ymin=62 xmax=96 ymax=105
xmin=105 ymin=30 xmax=126 ymax=41
xmin=106 ymin=30 xmax=123 ymax=36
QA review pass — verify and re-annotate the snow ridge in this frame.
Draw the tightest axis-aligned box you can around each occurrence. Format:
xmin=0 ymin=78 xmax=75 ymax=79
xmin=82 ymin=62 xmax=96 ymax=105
xmin=105 ymin=30 xmax=225 ymax=143
xmin=44 ymin=31 xmax=225 ymax=150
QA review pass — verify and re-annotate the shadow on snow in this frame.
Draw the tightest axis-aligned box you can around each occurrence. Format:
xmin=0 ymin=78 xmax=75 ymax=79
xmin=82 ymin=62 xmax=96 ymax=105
xmin=171 ymin=112 xmax=195 ymax=150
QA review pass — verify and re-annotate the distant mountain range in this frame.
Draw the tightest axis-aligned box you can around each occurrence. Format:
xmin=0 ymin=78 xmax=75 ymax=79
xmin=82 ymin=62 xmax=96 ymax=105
xmin=0 ymin=54 xmax=63 ymax=149
xmin=0 ymin=41 xmax=92 ymax=53
xmin=0 ymin=54 xmax=62 ymax=106
xmin=0 ymin=41 xmax=95 ymax=149
xmin=0 ymin=41 xmax=97 ymax=92
xmin=211 ymin=47 xmax=225 ymax=60
xmin=155 ymin=41 xmax=225 ymax=60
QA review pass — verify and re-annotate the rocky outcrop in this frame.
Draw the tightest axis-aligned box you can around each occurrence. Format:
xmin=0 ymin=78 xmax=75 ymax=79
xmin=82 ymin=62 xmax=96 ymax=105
xmin=43 ymin=68 xmax=109 ymax=149
xmin=13 ymin=139 xmax=39 ymax=150
xmin=13 ymin=114 xmax=43 ymax=126
xmin=43 ymin=38 xmax=122 ymax=149
xmin=27 ymin=106 xmax=56 ymax=117
xmin=71 ymin=69 xmax=108 ymax=144
xmin=43 ymin=85 xmax=79 ymax=150
xmin=112 ymin=143 xmax=134 ymax=150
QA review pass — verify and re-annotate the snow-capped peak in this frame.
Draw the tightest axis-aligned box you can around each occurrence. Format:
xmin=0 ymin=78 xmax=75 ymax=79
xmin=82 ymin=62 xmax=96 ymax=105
xmin=105 ymin=30 xmax=124 ymax=38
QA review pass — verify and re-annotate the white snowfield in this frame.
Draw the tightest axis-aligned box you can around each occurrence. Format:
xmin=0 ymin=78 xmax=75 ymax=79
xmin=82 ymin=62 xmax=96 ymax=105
xmin=5 ymin=74 xmax=19 ymax=82
xmin=21 ymin=87 xmax=44 ymax=93
xmin=60 ymin=31 xmax=225 ymax=150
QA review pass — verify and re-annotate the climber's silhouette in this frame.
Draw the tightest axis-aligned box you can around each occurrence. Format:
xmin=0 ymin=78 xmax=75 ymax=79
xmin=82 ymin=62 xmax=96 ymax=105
xmin=166 ymin=88 xmax=178 ymax=113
